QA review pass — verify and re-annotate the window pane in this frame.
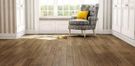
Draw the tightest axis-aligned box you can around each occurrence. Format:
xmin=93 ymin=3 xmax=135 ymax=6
xmin=48 ymin=11 xmax=54 ymax=16
xmin=64 ymin=5 xmax=69 ymax=10
xmin=58 ymin=11 xmax=64 ymax=16
xmin=41 ymin=10 xmax=47 ymax=16
xmin=41 ymin=5 xmax=47 ymax=10
xmin=58 ymin=6 xmax=63 ymax=10
xmin=70 ymin=5 xmax=75 ymax=10
xmin=48 ymin=5 xmax=54 ymax=10
xmin=70 ymin=10 xmax=76 ymax=16
xmin=64 ymin=11 xmax=68 ymax=16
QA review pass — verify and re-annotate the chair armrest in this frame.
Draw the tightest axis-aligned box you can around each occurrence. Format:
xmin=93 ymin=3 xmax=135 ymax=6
xmin=88 ymin=16 xmax=98 ymax=29
xmin=88 ymin=16 xmax=98 ymax=21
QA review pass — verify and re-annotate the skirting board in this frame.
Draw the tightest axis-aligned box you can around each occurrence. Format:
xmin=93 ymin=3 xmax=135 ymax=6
xmin=0 ymin=30 xmax=112 ymax=39
xmin=0 ymin=31 xmax=25 ymax=39
xmin=26 ymin=30 xmax=112 ymax=34
xmin=26 ymin=30 xmax=39 ymax=34
xmin=0 ymin=34 xmax=16 ymax=39
xmin=112 ymin=31 xmax=135 ymax=47
xmin=16 ymin=31 xmax=25 ymax=38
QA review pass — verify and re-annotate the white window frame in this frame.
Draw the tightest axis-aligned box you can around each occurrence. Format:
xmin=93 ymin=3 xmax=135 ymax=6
xmin=39 ymin=0 xmax=99 ymax=19
xmin=39 ymin=0 xmax=82 ymax=18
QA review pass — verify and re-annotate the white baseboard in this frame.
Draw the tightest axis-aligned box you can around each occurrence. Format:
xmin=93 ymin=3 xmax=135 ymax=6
xmin=0 ymin=33 xmax=17 ymax=39
xmin=16 ymin=31 xmax=25 ymax=38
xmin=112 ymin=31 xmax=135 ymax=47
xmin=96 ymin=30 xmax=112 ymax=34
xmin=26 ymin=30 xmax=39 ymax=34
xmin=0 ymin=31 xmax=25 ymax=39
xmin=26 ymin=30 xmax=112 ymax=34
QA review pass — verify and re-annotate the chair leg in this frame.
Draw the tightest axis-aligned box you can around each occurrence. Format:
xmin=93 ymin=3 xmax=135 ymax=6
xmin=93 ymin=29 xmax=96 ymax=36
xmin=69 ymin=29 xmax=71 ymax=36
xmin=81 ymin=30 xmax=83 ymax=35
xmin=83 ymin=30 xmax=86 ymax=38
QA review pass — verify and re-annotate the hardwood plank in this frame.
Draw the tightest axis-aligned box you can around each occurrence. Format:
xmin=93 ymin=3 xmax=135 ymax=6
xmin=0 ymin=35 xmax=134 ymax=66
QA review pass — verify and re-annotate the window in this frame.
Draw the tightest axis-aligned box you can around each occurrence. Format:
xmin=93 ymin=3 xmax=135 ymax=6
xmin=57 ymin=5 xmax=80 ymax=16
xmin=41 ymin=5 xmax=54 ymax=16
xmin=40 ymin=0 xmax=98 ymax=17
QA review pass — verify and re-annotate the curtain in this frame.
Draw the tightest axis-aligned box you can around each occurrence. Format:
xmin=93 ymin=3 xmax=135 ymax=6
xmin=25 ymin=0 xmax=39 ymax=33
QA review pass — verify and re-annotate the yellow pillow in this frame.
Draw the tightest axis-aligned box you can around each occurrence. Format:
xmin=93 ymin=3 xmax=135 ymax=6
xmin=77 ymin=11 xmax=89 ymax=19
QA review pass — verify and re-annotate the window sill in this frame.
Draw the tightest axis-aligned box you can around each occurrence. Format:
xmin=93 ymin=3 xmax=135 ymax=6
xmin=39 ymin=16 xmax=71 ymax=20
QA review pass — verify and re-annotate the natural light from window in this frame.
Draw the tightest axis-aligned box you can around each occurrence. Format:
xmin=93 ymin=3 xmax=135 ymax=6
xmin=40 ymin=0 xmax=98 ymax=17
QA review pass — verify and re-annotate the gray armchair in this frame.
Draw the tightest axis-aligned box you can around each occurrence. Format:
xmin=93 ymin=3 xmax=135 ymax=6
xmin=68 ymin=4 xmax=99 ymax=37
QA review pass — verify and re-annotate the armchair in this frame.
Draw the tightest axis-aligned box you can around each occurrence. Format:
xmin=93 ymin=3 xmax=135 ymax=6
xmin=68 ymin=4 xmax=99 ymax=37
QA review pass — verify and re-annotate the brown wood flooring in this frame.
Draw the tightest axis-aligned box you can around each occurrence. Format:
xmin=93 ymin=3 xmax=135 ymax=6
xmin=0 ymin=35 xmax=135 ymax=66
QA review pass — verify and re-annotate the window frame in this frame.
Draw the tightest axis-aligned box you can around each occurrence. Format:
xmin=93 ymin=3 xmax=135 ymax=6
xmin=39 ymin=0 xmax=81 ymax=18
xmin=39 ymin=0 xmax=99 ymax=18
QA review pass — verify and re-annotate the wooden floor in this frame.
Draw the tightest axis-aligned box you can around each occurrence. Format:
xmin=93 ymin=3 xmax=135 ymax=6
xmin=0 ymin=35 xmax=135 ymax=66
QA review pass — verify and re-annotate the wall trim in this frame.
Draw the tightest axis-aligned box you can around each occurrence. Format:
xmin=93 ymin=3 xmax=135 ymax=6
xmin=112 ymin=31 xmax=135 ymax=47
xmin=16 ymin=31 xmax=25 ymax=38
xmin=96 ymin=30 xmax=112 ymax=34
xmin=0 ymin=33 xmax=17 ymax=39
xmin=26 ymin=30 xmax=112 ymax=34
xmin=26 ymin=30 xmax=39 ymax=34
xmin=0 ymin=31 xmax=25 ymax=39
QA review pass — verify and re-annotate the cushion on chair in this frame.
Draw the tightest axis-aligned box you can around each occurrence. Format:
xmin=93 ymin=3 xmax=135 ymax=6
xmin=81 ymin=5 xmax=90 ymax=20
xmin=76 ymin=11 xmax=89 ymax=19
xmin=69 ymin=19 xmax=90 ymax=25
